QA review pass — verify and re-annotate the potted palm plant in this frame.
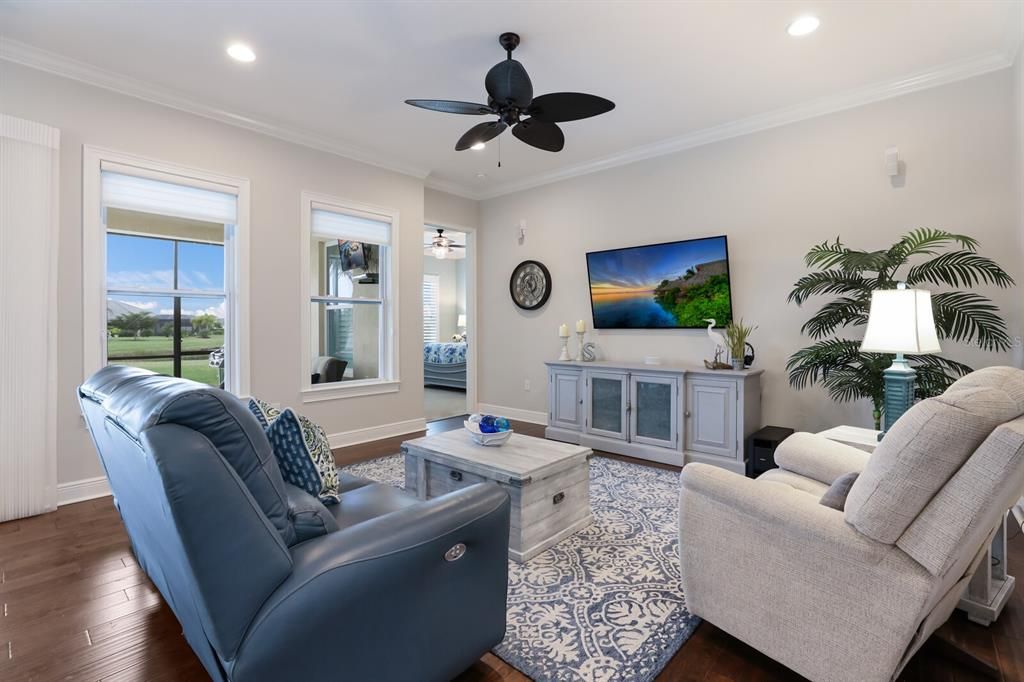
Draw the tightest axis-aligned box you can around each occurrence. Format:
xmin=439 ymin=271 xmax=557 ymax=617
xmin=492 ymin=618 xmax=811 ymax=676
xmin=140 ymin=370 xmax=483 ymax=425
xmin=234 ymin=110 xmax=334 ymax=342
xmin=787 ymin=228 xmax=1013 ymax=429
xmin=724 ymin=319 xmax=757 ymax=370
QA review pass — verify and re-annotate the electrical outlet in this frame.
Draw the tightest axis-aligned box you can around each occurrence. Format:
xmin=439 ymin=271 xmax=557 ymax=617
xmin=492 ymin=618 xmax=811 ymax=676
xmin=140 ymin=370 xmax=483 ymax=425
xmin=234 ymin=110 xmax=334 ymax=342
xmin=524 ymin=378 xmax=531 ymax=391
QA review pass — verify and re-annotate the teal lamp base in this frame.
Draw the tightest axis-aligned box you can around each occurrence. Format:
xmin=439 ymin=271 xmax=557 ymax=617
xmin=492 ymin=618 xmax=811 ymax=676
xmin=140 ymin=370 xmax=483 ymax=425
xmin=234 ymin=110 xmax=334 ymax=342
xmin=879 ymin=354 xmax=916 ymax=440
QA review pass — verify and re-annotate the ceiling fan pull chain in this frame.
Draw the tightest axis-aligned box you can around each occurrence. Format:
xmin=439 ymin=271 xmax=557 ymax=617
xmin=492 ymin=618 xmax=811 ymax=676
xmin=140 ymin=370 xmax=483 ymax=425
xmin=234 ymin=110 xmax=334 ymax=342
xmin=498 ymin=135 xmax=502 ymax=168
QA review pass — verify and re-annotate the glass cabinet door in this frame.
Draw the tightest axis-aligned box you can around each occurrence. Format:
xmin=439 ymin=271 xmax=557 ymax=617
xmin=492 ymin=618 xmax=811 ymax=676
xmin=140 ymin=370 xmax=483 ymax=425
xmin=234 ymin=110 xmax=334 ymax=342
xmin=630 ymin=374 xmax=679 ymax=448
xmin=587 ymin=371 xmax=628 ymax=440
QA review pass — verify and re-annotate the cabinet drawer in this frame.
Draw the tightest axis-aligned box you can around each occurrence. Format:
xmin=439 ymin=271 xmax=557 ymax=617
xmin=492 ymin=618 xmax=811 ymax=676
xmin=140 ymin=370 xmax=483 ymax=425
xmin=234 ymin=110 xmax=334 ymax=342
xmin=425 ymin=461 xmax=489 ymax=497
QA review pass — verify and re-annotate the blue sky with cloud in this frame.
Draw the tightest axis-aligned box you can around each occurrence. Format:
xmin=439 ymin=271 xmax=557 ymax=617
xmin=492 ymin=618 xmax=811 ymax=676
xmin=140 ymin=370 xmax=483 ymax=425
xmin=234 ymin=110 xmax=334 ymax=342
xmin=587 ymin=236 xmax=728 ymax=293
xmin=107 ymin=234 xmax=225 ymax=317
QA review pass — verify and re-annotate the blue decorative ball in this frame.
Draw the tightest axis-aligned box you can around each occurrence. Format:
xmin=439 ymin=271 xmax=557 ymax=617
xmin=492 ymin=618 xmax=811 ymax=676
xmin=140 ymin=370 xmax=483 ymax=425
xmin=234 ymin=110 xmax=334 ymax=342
xmin=494 ymin=417 xmax=511 ymax=432
xmin=479 ymin=415 xmax=499 ymax=433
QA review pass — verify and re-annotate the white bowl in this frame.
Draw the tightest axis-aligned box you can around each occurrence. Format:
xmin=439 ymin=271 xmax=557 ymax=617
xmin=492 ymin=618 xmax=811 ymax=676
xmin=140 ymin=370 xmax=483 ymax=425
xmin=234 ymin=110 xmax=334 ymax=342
xmin=464 ymin=420 xmax=513 ymax=446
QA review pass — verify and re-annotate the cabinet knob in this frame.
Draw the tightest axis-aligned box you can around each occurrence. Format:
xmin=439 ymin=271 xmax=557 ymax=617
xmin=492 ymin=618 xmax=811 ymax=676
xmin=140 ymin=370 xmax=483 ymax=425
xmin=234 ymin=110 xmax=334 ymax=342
xmin=685 ymin=411 xmax=691 ymax=418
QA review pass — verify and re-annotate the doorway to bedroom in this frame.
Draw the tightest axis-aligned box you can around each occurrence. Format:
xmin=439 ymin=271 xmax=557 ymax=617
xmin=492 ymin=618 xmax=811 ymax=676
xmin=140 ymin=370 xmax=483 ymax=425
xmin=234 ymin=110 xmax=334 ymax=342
xmin=423 ymin=225 xmax=469 ymax=422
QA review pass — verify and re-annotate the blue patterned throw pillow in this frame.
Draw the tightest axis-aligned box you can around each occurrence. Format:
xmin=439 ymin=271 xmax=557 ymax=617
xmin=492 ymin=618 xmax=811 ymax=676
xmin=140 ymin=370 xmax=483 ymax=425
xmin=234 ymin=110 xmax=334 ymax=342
xmin=263 ymin=408 xmax=340 ymax=505
xmin=247 ymin=396 xmax=281 ymax=428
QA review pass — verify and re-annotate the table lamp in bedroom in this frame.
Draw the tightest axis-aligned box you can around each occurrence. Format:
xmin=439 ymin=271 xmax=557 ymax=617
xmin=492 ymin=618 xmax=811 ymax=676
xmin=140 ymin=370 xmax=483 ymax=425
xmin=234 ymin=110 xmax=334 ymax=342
xmin=859 ymin=283 xmax=941 ymax=438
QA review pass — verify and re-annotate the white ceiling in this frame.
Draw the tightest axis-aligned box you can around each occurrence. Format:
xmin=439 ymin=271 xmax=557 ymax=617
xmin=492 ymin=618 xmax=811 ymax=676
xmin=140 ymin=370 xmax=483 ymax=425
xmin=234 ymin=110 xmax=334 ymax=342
xmin=1 ymin=1 xmax=1021 ymax=199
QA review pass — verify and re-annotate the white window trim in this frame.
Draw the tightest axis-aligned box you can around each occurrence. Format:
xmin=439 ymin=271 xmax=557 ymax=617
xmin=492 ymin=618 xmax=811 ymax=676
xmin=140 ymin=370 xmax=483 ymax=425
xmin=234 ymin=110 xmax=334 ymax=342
xmin=82 ymin=145 xmax=251 ymax=396
xmin=300 ymin=190 xmax=400 ymax=402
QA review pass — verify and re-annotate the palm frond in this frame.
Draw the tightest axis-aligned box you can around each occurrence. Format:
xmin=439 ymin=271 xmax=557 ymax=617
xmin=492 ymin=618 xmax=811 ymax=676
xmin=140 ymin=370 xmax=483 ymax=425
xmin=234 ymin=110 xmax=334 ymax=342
xmin=905 ymin=251 xmax=1014 ymax=289
xmin=787 ymin=271 xmax=874 ymax=306
xmin=907 ymin=354 xmax=974 ymax=399
xmin=800 ymin=296 xmax=869 ymax=339
xmin=786 ymin=338 xmax=865 ymax=389
xmin=804 ymin=239 xmax=894 ymax=273
xmin=893 ymin=228 xmax=979 ymax=259
xmin=931 ymin=291 xmax=1011 ymax=352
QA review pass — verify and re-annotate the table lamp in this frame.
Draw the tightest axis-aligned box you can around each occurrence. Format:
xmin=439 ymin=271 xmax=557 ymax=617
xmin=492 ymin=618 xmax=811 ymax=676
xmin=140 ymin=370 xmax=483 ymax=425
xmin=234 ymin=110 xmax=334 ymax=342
xmin=457 ymin=314 xmax=467 ymax=330
xmin=860 ymin=283 xmax=941 ymax=437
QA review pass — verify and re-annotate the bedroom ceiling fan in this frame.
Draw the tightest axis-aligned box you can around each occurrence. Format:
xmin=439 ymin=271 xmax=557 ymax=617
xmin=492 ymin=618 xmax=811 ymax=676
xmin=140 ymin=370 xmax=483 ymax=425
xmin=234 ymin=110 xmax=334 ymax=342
xmin=405 ymin=32 xmax=615 ymax=153
xmin=426 ymin=228 xmax=465 ymax=259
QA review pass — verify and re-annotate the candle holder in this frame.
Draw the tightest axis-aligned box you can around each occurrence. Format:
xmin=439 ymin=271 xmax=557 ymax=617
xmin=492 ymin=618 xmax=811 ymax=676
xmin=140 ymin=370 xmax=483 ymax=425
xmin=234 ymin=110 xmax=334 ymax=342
xmin=558 ymin=334 xmax=571 ymax=361
xmin=575 ymin=332 xmax=585 ymax=361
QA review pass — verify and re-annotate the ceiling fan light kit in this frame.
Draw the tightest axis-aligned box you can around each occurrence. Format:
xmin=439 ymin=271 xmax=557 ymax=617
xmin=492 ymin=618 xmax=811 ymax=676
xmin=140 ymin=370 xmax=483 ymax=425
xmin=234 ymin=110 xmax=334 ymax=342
xmin=405 ymin=32 xmax=615 ymax=155
xmin=426 ymin=228 xmax=466 ymax=259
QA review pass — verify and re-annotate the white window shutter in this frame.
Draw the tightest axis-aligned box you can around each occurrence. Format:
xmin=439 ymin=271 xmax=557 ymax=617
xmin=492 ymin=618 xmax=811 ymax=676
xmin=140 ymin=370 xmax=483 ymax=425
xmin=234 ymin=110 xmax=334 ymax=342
xmin=423 ymin=275 xmax=440 ymax=343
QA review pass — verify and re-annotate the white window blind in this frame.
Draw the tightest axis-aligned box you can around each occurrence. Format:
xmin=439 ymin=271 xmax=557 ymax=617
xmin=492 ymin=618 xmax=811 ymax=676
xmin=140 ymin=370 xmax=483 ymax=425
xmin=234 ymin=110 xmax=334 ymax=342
xmin=423 ymin=275 xmax=440 ymax=343
xmin=101 ymin=171 xmax=237 ymax=224
xmin=312 ymin=208 xmax=390 ymax=244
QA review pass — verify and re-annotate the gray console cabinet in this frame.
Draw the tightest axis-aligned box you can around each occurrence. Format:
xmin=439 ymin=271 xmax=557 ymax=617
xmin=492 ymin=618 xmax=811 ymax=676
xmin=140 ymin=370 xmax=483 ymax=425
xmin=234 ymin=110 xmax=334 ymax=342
xmin=546 ymin=360 xmax=762 ymax=472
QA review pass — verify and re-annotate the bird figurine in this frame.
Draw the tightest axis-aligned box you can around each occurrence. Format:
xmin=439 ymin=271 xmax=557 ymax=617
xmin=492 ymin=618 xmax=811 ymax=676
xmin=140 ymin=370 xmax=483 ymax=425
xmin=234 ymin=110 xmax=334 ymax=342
xmin=704 ymin=318 xmax=727 ymax=357
xmin=702 ymin=318 xmax=732 ymax=369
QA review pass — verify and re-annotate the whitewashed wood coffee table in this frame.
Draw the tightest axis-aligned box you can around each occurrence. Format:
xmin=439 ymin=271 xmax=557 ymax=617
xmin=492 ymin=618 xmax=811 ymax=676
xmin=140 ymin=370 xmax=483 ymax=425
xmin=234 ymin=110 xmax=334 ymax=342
xmin=401 ymin=429 xmax=593 ymax=562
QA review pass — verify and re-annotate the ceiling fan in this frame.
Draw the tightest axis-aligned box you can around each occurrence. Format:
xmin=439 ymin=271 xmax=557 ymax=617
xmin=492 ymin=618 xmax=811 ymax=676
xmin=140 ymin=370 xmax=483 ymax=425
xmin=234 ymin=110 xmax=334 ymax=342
xmin=426 ymin=228 xmax=465 ymax=259
xmin=405 ymin=32 xmax=615 ymax=153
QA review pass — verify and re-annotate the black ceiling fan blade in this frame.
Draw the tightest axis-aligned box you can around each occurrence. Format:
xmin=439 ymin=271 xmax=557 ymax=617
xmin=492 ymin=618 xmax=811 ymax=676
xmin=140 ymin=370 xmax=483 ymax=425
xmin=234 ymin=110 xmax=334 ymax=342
xmin=512 ymin=118 xmax=564 ymax=152
xmin=484 ymin=59 xmax=533 ymax=108
xmin=527 ymin=93 xmax=615 ymax=122
xmin=455 ymin=121 xmax=507 ymax=151
xmin=404 ymin=99 xmax=493 ymax=115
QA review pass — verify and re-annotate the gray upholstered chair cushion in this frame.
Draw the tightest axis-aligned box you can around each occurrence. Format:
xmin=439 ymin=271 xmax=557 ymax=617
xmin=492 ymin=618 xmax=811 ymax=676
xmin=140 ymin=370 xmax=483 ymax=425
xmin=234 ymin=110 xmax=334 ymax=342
xmin=845 ymin=369 xmax=1024 ymax=544
xmin=819 ymin=472 xmax=859 ymax=511
xmin=756 ymin=468 xmax=830 ymax=498
xmin=773 ymin=432 xmax=871 ymax=485
xmin=898 ymin=418 xmax=1024 ymax=575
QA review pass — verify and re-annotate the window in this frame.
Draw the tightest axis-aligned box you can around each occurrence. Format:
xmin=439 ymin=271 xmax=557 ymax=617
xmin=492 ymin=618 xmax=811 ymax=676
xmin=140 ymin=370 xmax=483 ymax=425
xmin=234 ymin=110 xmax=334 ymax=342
xmin=423 ymin=275 xmax=440 ymax=343
xmin=301 ymin=192 xmax=398 ymax=399
xmin=105 ymin=230 xmax=226 ymax=386
xmin=83 ymin=149 xmax=249 ymax=396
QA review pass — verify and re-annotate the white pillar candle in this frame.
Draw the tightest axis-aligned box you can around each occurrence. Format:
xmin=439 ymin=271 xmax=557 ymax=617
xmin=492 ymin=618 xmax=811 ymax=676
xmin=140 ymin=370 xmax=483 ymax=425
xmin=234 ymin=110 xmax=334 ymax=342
xmin=576 ymin=319 xmax=586 ymax=333
xmin=559 ymin=323 xmax=569 ymax=337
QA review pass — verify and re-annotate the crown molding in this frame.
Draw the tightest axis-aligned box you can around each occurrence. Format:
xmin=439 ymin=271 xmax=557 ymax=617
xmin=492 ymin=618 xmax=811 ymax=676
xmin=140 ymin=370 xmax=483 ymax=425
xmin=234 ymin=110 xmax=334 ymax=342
xmin=1 ymin=37 xmax=1015 ymax=203
xmin=475 ymin=49 xmax=1015 ymax=200
xmin=0 ymin=37 xmax=433 ymax=181
xmin=423 ymin=176 xmax=483 ymax=200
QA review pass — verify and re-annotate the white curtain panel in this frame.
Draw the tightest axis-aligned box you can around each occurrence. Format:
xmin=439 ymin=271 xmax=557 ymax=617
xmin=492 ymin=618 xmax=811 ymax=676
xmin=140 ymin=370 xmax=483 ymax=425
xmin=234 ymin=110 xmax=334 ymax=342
xmin=0 ymin=114 xmax=60 ymax=521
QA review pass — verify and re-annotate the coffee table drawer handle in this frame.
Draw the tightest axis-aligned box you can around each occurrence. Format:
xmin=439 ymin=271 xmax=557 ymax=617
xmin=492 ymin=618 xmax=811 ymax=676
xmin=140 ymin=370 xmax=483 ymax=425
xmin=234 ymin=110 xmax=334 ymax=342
xmin=553 ymin=492 xmax=565 ymax=505
xmin=445 ymin=543 xmax=467 ymax=562
xmin=450 ymin=470 xmax=463 ymax=482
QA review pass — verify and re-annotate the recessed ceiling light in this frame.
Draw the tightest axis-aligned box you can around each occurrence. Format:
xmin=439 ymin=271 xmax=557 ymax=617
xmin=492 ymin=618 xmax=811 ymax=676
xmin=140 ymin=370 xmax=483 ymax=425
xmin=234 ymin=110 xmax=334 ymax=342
xmin=470 ymin=142 xmax=486 ymax=151
xmin=227 ymin=43 xmax=256 ymax=63
xmin=476 ymin=172 xmax=487 ymax=179
xmin=786 ymin=16 xmax=820 ymax=37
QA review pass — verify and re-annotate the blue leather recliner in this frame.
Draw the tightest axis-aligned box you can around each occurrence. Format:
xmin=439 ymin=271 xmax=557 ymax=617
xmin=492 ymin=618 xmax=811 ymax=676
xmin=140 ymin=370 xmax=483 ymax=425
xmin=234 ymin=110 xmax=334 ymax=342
xmin=78 ymin=365 xmax=511 ymax=681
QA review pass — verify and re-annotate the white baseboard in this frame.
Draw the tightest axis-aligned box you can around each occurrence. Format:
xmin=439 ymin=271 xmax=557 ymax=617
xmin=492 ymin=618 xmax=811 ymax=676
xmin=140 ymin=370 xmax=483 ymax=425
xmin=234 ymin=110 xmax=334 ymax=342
xmin=58 ymin=475 xmax=111 ymax=506
xmin=477 ymin=403 xmax=548 ymax=425
xmin=328 ymin=417 xmax=427 ymax=449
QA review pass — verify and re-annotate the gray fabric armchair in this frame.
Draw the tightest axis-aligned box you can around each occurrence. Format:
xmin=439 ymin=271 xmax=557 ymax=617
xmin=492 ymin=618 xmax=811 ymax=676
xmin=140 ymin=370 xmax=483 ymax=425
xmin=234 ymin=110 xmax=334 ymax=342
xmin=679 ymin=366 xmax=1024 ymax=682
xmin=78 ymin=365 xmax=511 ymax=682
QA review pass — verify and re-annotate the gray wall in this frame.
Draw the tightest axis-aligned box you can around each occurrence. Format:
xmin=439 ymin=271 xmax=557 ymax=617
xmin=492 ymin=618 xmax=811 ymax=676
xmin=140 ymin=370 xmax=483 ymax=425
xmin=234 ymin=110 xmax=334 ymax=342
xmin=477 ymin=69 xmax=1023 ymax=431
xmin=2 ymin=60 xmax=445 ymax=485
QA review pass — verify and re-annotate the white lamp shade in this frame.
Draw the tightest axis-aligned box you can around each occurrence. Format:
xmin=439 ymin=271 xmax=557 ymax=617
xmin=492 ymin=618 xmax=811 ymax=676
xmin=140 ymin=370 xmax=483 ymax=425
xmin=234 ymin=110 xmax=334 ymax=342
xmin=457 ymin=314 xmax=467 ymax=328
xmin=860 ymin=288 xmax=941 ymax=354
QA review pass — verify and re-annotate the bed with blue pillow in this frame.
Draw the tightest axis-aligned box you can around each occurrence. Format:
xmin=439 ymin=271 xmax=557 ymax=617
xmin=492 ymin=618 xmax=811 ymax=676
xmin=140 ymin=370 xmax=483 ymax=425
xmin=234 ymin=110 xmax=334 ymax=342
xmin=423 ymin=342 xmax=467 ymax=389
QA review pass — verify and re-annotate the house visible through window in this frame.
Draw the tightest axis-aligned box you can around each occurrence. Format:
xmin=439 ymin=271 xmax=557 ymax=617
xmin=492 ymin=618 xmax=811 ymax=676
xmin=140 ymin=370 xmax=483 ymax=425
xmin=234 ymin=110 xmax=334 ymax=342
xmin=423 ymin=274 xmax=440 ymax=343
xmin=102 ymin=171 xmax=236 ymax=388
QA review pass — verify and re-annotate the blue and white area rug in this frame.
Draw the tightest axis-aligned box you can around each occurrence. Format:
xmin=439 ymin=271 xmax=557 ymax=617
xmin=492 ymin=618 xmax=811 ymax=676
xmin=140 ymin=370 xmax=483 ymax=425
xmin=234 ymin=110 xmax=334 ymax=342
xmin=342 ymin=455 xmax=700 ymax=682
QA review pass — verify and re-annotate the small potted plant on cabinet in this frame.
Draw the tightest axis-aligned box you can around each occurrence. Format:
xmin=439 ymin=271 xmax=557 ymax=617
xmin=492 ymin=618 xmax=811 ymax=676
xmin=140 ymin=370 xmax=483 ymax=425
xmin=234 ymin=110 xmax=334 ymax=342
xmin=724 ymin=319 xmax=756 ymax=370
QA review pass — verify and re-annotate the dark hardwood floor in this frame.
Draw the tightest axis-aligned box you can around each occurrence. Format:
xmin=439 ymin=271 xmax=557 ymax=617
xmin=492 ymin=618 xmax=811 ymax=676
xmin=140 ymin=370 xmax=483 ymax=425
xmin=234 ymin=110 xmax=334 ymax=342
xmin=2 ymin=419 xmax=1022 ymax=681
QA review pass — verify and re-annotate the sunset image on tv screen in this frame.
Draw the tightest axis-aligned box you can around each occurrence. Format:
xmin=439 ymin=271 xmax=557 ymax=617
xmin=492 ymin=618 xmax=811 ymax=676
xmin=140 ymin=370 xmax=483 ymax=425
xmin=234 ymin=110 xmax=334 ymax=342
xmin=586 ymin=236 xmax=732 ymax=329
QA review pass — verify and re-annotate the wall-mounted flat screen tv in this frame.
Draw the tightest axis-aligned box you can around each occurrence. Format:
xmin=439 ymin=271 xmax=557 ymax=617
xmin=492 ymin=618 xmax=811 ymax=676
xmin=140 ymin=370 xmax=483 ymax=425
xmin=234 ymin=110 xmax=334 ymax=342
xmin=586 ymin=236 xmax=733 ymax=329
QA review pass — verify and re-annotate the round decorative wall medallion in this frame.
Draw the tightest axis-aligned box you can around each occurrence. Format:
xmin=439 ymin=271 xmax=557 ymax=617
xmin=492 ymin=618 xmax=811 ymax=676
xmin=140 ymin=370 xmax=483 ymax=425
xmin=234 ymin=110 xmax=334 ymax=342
xmin=509 ymin=260 xmax=552 ymax=310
